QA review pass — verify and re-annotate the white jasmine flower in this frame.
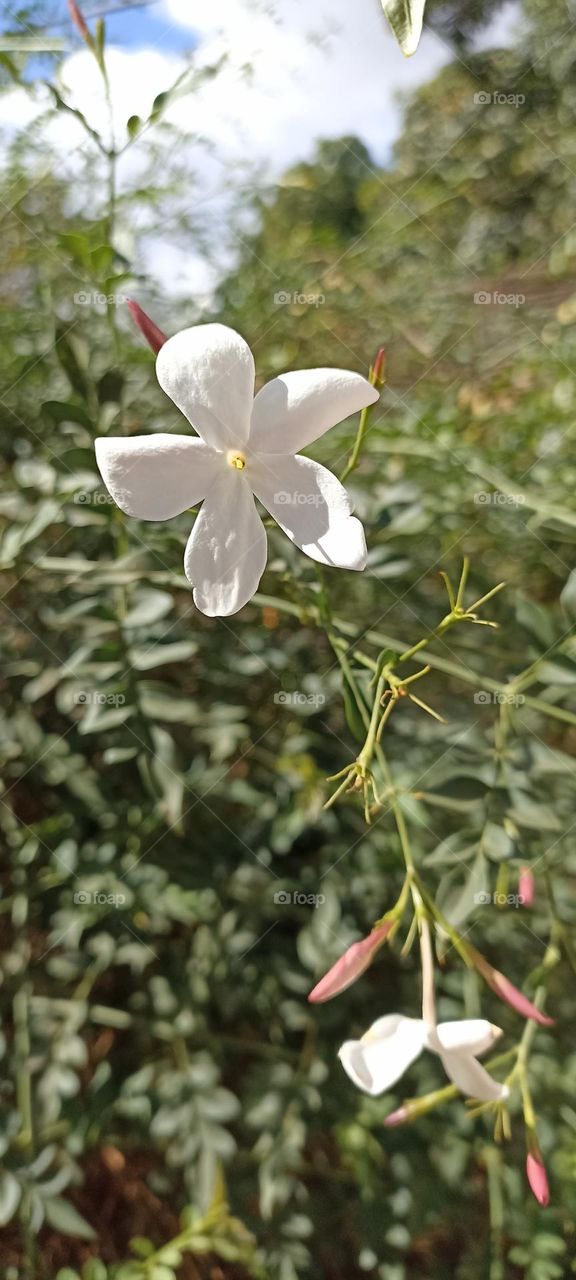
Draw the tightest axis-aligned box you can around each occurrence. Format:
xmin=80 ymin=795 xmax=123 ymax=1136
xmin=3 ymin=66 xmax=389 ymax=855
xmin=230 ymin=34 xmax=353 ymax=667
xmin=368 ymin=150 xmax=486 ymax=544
xmin=339 ymin=1014 xmax=507 ymax=1103
xmin=95 ymin=324 xmax=379 ymax=617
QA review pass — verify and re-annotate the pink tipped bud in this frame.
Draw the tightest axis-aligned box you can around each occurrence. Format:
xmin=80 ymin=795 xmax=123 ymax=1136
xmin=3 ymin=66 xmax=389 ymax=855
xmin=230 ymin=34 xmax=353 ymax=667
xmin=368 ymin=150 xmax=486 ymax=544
xmin=527 ymin=1152 xmax=550 ymax=1206
xmin=383 ymin=1106 xmax=409 ymax=1128
xmin=468 ymin=946 xmax=553 ymax=1026
xmin=371 ymin=346 xmax=386 ymax=387
xmin=67 ymin=0 xmax=91 ymax=40
xmin=307 ymin=920 xmax=393 ymax=1004
xmin=519 ymin=867 xmax=535 ymax=908
xmin=127 ymin=300 xmax=167 ymax=354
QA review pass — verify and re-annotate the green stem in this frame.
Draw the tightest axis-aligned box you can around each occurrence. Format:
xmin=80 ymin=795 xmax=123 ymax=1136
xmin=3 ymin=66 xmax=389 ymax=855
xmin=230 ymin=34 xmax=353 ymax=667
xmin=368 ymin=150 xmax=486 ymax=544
xmin=484 ymin=1146 xmax=505 ymax=1280
xmin=357 ymin=670 xmax=387 ymax=772
xmin=253 ymin=593 xmax=576 ymax=727
xmin=340 ymin=400 xmax=374 ymax=482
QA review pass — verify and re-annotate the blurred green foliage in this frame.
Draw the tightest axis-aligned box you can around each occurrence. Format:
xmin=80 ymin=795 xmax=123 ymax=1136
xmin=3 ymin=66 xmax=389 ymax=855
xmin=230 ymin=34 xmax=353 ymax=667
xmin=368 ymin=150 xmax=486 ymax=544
xmin=1 ymin=1 xmax=576 ymax=1277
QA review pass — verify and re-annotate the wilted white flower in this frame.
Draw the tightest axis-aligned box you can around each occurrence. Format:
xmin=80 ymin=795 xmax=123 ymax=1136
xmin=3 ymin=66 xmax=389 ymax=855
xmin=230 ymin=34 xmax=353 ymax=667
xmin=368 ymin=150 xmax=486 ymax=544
xmin=96 ymin=324 xmax=379 ymax=617
xmin=339 ymin=1014 xmax=507 ymax=1102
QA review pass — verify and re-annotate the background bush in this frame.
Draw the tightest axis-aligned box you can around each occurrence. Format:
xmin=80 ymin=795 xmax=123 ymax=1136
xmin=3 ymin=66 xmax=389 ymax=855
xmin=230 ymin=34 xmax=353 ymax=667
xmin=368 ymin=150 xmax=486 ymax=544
xmin=1 ymin=1 xmax=576 ymax=1276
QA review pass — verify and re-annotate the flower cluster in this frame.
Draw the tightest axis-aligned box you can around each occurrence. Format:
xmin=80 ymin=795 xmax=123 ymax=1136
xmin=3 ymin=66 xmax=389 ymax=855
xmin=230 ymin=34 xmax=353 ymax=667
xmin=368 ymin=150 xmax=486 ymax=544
xmin=95 ymin=302 xmax=552 ymax=1210
xmin=308 ymin=903 xmax=552 ymax=1203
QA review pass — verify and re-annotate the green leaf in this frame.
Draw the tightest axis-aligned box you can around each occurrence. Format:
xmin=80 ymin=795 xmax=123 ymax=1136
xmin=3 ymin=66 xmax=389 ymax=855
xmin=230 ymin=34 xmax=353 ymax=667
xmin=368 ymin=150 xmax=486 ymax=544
xmin=97 ymin=369 xmax=125 ymax=404
xmin=129 ymin=641 xmax=197 ymax=670
xmin=140 ymin=690 xmax=198 ymax=724
xmin=342 ymin=677 xmax=366 ymax=741
xmin=95 ymin=17 xmax=106 ymax=67
xmin=124 ymin=590 xmax=173 ymax=627
xmin=127 ymin=114 xmax=143 ymax=139
xmin=42 ymin=399 xmax=93 ymax=428
xmin=44 ymin=1197 xmax=96 ymax=1239
xmin=441 ymin=852 xmax=489 ymax=930
xmin=54 ymin=325 xmax=91 ymax=399
xmin=0 ymin=1171 xmax=21 ymax=1225
xmin=483 ymin=821 xmax=515 ymax=861
xmin=515 ymin=594 xmax=556 ymax=650
xmin=83 ymin=1262 xmax=108 ymax=1280
xmin=560 ymin=569 xmax=576 ymax=622
xmin=379 ymin=0 xmax=427 ymax=57
xmin=129 ymin=1237 xmax=155 ymax=1258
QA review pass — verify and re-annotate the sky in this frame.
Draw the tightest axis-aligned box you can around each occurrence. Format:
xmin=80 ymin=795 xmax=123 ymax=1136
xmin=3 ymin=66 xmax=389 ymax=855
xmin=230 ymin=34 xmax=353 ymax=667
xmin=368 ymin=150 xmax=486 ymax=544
xmin=0 ymin=0 xmax=521 ymax=299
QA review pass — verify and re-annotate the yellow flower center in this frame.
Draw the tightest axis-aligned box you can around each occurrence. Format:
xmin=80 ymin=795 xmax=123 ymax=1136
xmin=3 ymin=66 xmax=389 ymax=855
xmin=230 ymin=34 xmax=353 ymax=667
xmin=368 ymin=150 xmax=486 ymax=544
xmin=227 ymin=450 xmax=246 ymax=471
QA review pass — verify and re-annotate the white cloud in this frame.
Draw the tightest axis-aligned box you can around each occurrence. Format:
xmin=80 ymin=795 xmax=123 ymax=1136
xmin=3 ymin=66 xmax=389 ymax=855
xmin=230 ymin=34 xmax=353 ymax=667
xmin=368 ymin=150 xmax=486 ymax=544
xmin=161 ymin=0 xmax=449 ymax=169
xmin=0 ymin=0 xmax=516 ymax=298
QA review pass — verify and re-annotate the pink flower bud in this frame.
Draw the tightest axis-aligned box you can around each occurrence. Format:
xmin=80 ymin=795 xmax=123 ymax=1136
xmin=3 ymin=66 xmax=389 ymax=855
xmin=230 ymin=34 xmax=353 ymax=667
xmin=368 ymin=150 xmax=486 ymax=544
xmin=527 ymin=1152 xmax=550 ymax=1206
xmin=383 ymin=1105 xmax=409 ymax=1128
xmin=371 ymin=347 xmax=386 ymax=386
xmin=519 ymin=867 xmax=535 ymax=908
xmin=468 ymin=946 xmax=553 ymax=1026
xmin=307 ymin=920 xmax=393 ymax=1004
xmin=67 ymin=0 xmax=90 ymax=40
xmin=127 ymin=300 xmax=167 ymax=354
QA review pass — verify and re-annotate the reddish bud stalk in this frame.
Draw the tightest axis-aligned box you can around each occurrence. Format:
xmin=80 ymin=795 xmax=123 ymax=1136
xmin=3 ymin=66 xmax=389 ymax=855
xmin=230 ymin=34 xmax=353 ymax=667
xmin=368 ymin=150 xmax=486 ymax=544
xmin=67 ymin=0 xmax=91 ymax=41
xmin=519 ymin=866 xmax=535 ymax=908
xmin=467 ymin=945 xmax=553 ymax=1026
xmin=127 ymin=300 xmax=167 ymax=354
xmin=307 ymin=919 xmax=393 ymax=1004
xmin=526 ymin=1151 xmax=550 ymax=1206
xmin=371 ymin=346 xmax=386 ymax=387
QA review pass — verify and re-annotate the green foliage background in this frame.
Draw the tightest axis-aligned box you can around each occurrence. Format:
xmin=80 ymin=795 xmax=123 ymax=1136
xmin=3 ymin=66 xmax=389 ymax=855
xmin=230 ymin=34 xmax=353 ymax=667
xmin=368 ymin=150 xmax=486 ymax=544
xmin=1 ymin=1 xmax=576 ymax=1277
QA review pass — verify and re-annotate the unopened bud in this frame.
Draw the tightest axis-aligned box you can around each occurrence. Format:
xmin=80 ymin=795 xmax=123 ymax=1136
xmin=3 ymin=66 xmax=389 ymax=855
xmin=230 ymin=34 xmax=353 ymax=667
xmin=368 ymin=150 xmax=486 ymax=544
xmin=526 ymin=1151 xmax=550 ymax=1206
xmin=127 ymin=299 xmax=167 ymax=354
xmin=383 ymin=1105 xmax=409 ymax=1127
xmin=371 ymin=346 xmax=386 ymax=387
xmin=67 ymin=0 xmax=91 ymax=40
xmin=466 ymin=944 xmax=553 ymax=1026
xmin=519 ymin=867 xmax=535 ymax=908
xmin=308 ymin=920 xmax=393 ymax=1003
